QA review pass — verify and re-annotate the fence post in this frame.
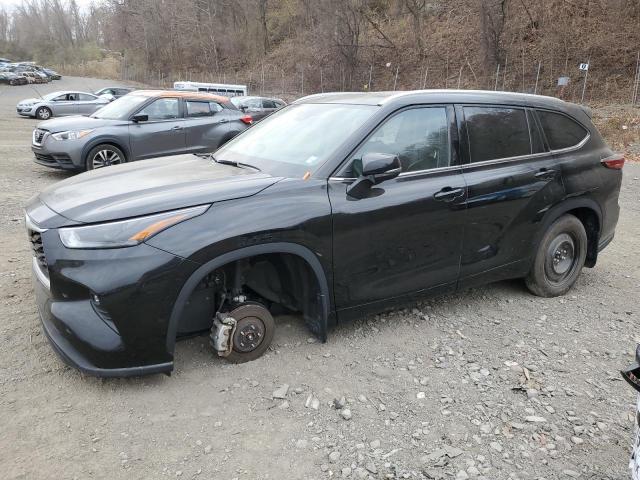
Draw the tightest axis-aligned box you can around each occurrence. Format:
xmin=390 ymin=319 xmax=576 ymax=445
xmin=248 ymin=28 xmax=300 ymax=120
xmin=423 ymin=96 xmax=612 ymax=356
xmin=393 ymin=66 xmax=399 ymax=90
xmin=494 ymin=64 xmax=501 ymax=90
xmin=422 ymin=65 xmax=429 ymax=89
xmin=368 ymin=65 xmax=372 ymax=90
xmin=581 ymin=58 xmax=590 ymax=103
xmin=534 ymin=61 xmax=541 ymax=94
xmin=633 ymin=51 xmax=640 ymax=105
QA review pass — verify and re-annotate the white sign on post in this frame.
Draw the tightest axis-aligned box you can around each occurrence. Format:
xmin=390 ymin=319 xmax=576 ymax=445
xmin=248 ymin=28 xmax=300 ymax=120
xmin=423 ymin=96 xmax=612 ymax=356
xmin=579 ymin=63 xmax=590 ymax=71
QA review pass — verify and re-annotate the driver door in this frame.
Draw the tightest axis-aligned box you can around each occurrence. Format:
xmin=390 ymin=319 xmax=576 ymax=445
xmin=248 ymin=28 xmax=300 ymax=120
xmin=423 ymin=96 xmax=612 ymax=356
xmin=129 ymin=97 xmax=186 ymax=160
xmin=328 ymin=105 xmax=467 ymax=318
xmin=51 ymin=93 xmax=78 ymax=116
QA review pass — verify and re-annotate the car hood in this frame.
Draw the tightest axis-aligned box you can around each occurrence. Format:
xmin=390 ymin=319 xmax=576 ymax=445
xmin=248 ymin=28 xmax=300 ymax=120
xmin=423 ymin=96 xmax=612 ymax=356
xmin=36 ymin=115 xmax=124 ymax=132
xmin=18 ymin=97 xmax=40 ymax=105
xmin=37 ymin=155 xmax=281 ymax=224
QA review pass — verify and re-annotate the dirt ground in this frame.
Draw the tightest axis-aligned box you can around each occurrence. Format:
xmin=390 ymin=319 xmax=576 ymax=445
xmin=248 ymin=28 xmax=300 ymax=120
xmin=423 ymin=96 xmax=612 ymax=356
xmin=1 ymin=77 xmax=639 ymax=480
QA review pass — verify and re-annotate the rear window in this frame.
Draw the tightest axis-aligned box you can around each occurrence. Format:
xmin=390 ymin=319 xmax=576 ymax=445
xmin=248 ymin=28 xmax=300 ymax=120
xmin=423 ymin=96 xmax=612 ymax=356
xmin=464 ymin=107 xmax=531 ymax=162
xmin=537 ymin=110 xmax=588 ymax=150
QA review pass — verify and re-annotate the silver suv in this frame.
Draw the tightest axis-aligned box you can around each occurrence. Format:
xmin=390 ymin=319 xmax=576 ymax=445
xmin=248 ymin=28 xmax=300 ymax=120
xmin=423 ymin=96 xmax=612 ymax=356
xmin=31 ymin=90 xmax=253 ymax=170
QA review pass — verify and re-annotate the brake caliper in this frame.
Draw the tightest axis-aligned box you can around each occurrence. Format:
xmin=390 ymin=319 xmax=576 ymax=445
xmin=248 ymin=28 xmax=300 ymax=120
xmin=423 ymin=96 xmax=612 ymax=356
xmin=210 ymin=313 xmax=237 ymax=357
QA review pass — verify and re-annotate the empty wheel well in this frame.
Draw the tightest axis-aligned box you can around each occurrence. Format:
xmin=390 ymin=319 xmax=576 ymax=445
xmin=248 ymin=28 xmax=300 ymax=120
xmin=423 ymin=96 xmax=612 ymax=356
xmin=176 ymin=252 xmax=326 ymax=339
xmin=566 ymin=207 xmax=600 ymax=268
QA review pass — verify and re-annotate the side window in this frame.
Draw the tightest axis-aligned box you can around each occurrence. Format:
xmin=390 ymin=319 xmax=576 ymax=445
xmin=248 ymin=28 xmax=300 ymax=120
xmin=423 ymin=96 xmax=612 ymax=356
xmin=537 ymin=110 xmax=588 ymax=150
xmin=210 ymin=102 xmax=223 ymax=113
xmin=137 ymin=98 xmax=180 ymax=120
xmin=78 ymin=93 xmax=95 ymax=101
xmin=349 ymin=107 xmax=450 ymax=175
xmin=464 ymin=107 xmax=530 ymax=162
xmin=66 ymin=93 xmax=77 ymax=101
xmin=262 ymin=99 xmax=277 ymax=109
xmin=186 ymin=100 xmax=212 ymax=117
xmin=52 ymin=94 xmax=67 ymax=102
xmin=246 ymin=99 xmax=262 ymax=109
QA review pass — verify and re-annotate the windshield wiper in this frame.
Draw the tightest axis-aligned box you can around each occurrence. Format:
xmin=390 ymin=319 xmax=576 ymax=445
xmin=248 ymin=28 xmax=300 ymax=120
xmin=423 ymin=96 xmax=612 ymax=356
xmin=208 ymin=155 xmax=261 ymax=172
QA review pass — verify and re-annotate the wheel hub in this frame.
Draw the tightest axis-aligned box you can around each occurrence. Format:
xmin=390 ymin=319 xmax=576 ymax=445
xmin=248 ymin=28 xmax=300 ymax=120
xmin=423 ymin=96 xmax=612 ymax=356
xmin=546 ymin=233 xmax=576 ymax=279
xmin=233 ymin=316 xmax=265 ymax=353
xmin=92 ymin=149 xmax=121 ymax=169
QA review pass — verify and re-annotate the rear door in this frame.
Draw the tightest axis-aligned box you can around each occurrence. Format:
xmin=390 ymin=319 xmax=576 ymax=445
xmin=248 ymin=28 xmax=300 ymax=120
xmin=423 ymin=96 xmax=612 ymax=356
xmin=77 ymin=93 xmax=100 ymax=115
xmin=183 ymin=99 xmax=232 ymax=153
xmin=457 ymin=105 xmax=565 ymax=286
xmin=129 ymin=97 xmax=187 ymax=160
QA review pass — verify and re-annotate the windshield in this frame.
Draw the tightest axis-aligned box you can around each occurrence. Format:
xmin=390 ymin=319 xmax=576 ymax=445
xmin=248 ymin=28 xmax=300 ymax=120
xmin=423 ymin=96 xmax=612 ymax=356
xmin=215 ymin=103 xmax=377 ymax=177
xmin=91 ymin=94 xmax=149 ymax=120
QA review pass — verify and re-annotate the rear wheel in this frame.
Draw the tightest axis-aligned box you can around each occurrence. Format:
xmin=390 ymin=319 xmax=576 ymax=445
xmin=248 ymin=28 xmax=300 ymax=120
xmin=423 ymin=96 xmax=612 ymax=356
xmin=35 ymin=107 xmax=51 ymax=120
xmin=222 ymin=303 xmax=275 ymax=363
xmin=85 ymin=144 xmax=126 ymax=171
xmin=525 ymin=214 xmax=587 ymax=297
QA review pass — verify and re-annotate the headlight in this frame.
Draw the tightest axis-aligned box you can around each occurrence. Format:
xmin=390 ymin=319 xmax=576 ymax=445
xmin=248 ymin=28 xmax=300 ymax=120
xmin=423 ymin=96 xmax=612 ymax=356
xmin=58 ymin=205 xmax=209 ymax=249
xmin=51 ymin=129 xmax=94 ymax=141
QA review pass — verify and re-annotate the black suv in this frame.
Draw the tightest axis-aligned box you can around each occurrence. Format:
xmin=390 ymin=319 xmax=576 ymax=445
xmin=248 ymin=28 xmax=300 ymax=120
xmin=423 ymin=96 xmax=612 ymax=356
xmin=25 ymin=90 xmax=623 ymax=377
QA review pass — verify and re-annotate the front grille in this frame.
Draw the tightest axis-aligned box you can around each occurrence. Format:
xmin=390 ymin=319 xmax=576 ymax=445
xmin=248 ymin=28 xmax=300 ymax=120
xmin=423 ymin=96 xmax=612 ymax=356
xmin=33 ymin=129 xmax=47 ymax=146
xmin=28 ymin=229 xmax=48 ymax=272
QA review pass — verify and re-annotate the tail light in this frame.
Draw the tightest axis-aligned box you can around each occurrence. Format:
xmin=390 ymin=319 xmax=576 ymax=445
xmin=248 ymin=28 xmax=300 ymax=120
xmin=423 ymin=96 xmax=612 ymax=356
xmin=240 ymin=115 xmax=253 ymax=125
xmin=601 ymin=153 xmax=625 ymax=169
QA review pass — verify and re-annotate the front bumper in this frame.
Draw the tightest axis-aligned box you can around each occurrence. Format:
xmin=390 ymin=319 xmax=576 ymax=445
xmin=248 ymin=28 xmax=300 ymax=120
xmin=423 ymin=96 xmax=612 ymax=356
xmin=26 ymin=208 xmax=197 ymax=376
xmin=17 ymin=106 xmax=34 ymax=117
xmin=33 ymin=265 xmax=173 ymax=377
xmin=31 ymin=134 xmax=83 ymax=170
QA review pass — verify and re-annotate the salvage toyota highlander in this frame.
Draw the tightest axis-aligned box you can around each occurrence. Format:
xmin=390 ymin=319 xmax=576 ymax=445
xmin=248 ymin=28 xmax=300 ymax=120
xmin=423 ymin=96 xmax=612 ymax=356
xmin=25 ymin=90 xmax=623 ymax=377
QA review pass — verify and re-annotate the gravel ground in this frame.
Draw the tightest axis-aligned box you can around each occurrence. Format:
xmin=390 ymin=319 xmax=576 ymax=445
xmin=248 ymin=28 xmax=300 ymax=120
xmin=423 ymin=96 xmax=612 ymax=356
xmin=1 ymin=77 xmax=639 ymax=480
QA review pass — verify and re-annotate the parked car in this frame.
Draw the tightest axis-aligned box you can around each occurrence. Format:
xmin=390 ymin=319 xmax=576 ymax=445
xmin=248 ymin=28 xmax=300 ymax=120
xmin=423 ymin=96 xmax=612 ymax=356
xmin=30 ymin=90 xmax=252 ymax=170
xmin=21 ymin=71 xmax=47 ymax=84
xmin=0 ymin=72 xmax=27 ymax=85
xmin=38 ymin=67 xmax=62 ymax=80
xmin=18 ymin=72 xmax=36 ymax=84
xmin=94 ymin=87 xmax=135 ymax=100
xmin=24 ymin=90 xmax=623 ymax=377
xmin=230 ymin=95 xmax=286 ymax=121
xmin=17 ymin=91 xmax=110 ymax=120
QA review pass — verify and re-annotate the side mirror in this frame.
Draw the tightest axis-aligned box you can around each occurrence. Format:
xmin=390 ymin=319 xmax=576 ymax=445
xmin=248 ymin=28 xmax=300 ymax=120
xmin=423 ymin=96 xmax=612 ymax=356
xmin=239 ymin=105 xmax=248 ymax=112
xmin=132 ymin=114 xmax=148 ymax=123
xmin=346 ymin=152 xmax=401 ymax=198
xmin=361 ymin=152 xmax=402 ymax=184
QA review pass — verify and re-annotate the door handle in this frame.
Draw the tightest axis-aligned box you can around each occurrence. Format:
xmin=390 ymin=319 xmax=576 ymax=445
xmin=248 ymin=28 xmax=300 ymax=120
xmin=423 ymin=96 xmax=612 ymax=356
xmin=219 ymin=119 xmax=229 ymax=124
xmin=433 ymin=187 xmax=464 ymax=202
xmin=171 ymin=125 xmax=183 ymax=131
xmin=535 ymin=168 xmax=556 ymax=180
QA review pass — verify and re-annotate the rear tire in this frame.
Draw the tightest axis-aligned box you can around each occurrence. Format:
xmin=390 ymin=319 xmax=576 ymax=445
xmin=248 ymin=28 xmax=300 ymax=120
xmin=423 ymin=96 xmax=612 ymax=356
xmin=525 ymin=214 xmax=588 ymax=297
xmin=222 ymin=303 xmax=275 ymax=364
xmin=85 ymin=144 xmax=126 ymax=171
xmin=35 ymin=107 xmax=52 ymax=120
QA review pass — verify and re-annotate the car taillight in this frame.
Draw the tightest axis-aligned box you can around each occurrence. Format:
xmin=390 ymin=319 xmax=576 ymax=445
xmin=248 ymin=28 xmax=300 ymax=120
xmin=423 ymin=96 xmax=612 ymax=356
xmin=601 ymin=153 xmax=625 ymax=169
xmin=240 ymin=115 xmax=253 ymax=125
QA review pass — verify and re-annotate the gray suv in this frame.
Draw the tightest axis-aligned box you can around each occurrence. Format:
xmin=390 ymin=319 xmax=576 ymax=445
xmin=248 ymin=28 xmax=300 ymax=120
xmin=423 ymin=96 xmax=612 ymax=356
xmin=230 ymin=96 xmax=286 ymax=121
xmin=31 ymin=90 xmax=253 ymax=171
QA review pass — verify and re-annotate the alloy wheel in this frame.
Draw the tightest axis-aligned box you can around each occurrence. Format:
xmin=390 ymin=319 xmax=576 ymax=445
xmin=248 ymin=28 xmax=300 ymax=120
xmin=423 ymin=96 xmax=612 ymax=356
xmin=91 ymin=149 xmax=122 ymax=169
